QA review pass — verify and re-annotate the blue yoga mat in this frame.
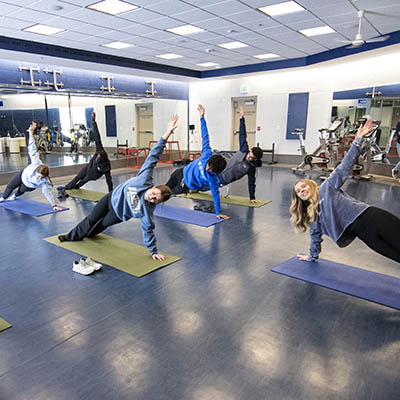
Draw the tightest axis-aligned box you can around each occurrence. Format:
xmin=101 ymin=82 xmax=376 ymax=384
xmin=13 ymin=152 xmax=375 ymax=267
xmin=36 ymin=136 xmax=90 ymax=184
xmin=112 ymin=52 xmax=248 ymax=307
xmin=272 ymin=257 xmax=400 ymax=311
xmin=0 ymin=198 xmax=68 ymax=217
xmin=154 ymin=204 xmax=228 ymax=227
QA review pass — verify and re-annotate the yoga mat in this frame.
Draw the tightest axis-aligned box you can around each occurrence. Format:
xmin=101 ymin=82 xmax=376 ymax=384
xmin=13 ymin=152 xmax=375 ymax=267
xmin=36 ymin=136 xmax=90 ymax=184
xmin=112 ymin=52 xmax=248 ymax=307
xmin=272 ymin=257 xmax=400 ymax=311
xmin=154 ymin=204 xmax=228 ymax=227
xmin=66 ymin=189 xmax=106 ymax=202
xmin=0 ymin=198 xmax=68 ymax=217
xmin=44 ymin=234 xmax=181 ymax=277
xmin=0 ymin=317 xmax=12 ymax=332
xmin=178 ymin=192 xmax=271 ymax=207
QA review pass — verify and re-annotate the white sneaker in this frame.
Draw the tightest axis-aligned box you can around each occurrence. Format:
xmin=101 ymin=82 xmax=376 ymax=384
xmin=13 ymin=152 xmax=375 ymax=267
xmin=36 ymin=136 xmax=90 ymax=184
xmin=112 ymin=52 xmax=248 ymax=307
xmin=81 ymin=257 xmax=102 ymax=271
xmin=8 ymin=194 xmax=16 ymax=201
xmin=72 ymin=260 xmax=95 ymax=275
xmin=0 ymin=197 xmax=4 ymax=202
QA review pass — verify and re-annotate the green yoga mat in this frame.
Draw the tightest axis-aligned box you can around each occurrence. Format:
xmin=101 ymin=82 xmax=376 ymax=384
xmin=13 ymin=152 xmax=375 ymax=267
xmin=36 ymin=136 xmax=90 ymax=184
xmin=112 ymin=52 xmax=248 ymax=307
xmin=66 ymin=189 xmax=106 ymax=202
xmin=0 ymin=317 xmax=12 ymax=332
xmin=44 ymin=234 xmax=181 ymax=277
xmin=178 ymin=192 xmax=271 ymax=207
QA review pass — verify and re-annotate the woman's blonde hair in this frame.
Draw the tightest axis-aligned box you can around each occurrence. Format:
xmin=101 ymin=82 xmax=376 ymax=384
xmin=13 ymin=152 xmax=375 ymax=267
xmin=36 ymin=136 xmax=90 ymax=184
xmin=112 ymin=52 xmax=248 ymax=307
xmin=36 ymin=164 xmax=53 ymax=186
xmin=289 ymin=179 xmax=319 ymax=232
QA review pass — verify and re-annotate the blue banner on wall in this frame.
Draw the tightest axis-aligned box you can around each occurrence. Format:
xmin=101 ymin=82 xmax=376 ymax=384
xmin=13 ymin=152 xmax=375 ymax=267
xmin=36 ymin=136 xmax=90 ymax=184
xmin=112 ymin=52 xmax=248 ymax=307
xmin=286 ymin=92 xmax=309 ymax=140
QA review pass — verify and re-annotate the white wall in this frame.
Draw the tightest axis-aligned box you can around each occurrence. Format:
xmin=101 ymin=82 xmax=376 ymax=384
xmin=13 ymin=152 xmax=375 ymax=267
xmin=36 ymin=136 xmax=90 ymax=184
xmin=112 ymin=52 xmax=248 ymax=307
xmin=189 ymin=44 xmax=400 ymax=155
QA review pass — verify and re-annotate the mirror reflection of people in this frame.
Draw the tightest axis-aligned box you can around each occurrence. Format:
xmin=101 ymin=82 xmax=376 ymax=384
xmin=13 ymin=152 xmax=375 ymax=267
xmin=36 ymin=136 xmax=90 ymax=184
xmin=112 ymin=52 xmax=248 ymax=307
xmin=290 ymin=119 xmax=400 ymax=264
xmin=58 ymin=115 xmax=179 ymax=261
xmin=57 ymin=112 xmax=112 ymax=198
xmin=0 ymin=122 xmax=62 ymax=211
xmin=391 ymin=121 xmax=400 ymax=181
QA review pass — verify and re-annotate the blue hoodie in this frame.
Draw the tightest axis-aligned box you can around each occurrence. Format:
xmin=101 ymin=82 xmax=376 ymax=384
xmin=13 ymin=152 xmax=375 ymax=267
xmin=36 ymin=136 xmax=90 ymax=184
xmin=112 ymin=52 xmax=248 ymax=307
xmin=111 ymin=138 xmax=166 ymax=255
xmin=21 ymin=135 xmax=54 ymax=204
xmin=183 ymin=117 xmax=221 ymax=214
xmin=308 ymin=136 xmax=369 ymax=260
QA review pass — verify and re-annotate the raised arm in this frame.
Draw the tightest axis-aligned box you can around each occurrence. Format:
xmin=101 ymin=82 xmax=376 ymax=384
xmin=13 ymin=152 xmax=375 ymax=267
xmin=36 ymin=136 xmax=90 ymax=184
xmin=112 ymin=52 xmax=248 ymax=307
xmin=27 ymin=122 xmax=41 ymax=166
xmin=198 ymin=104 xmax=212 ymax=158
xmin=238 ymin=107 xmax=249 ymax=153
xmin=92 ymin=112 xmax=104 ymax=152
xmin=105 ymin=170 xmax=113 ymax=192
xmin=326 ymin=119 xmax=373 ymax=189
xmin=137 ymin=115 xmax=179 ymax=180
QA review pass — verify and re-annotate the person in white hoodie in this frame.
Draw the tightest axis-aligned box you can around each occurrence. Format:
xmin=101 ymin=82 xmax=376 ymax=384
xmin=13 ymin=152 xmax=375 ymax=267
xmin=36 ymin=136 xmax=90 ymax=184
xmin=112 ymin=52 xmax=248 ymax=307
xmin=0 ymin=121 xmax=62 ymax=211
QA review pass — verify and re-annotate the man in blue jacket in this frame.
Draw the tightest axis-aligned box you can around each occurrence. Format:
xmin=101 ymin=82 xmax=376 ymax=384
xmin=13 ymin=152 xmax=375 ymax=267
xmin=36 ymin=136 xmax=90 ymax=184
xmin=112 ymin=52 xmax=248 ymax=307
xmin=165 ymin=104 xmax=228 ymax=219
xmin=58 ymin=115 xmax=179 ymax=261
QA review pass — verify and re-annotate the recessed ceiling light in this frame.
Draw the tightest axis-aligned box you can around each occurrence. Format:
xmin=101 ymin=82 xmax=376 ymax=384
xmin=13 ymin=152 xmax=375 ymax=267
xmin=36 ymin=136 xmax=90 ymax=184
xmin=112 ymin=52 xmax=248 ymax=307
xmin=23 ymin=24 xmax=65 ymax=36
xmin=299 ymin=26 xmax=335 ymax=37
xmin=217 ymin=41 xmax=248 ymax=49
xmin=155 ymin=53 xmax=183 ymax=59
xmin=102 ymin=41 xmax=133 ymax=49
xmin=166 ymin=24 xmax=205 ymax=36
xmin=196 ymin=62 xmax=220 ymax=67
xmin=253 ymin=53 xmax=280 ymax=60
xmin=88 ymin=0 xmax=138 ymax=16
xmin=258 ymin=1 xmax=305 ymax=17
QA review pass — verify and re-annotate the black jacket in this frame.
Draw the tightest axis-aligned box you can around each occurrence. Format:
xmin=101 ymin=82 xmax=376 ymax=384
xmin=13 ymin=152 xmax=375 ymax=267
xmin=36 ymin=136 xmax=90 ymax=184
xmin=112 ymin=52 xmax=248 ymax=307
xmin=87 ymin=121 xmax=113 ymax=191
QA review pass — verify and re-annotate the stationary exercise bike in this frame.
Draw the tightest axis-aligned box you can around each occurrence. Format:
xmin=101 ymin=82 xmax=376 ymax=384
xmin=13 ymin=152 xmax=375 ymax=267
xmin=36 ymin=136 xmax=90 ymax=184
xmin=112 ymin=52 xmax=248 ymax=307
xmin=292 ymin=118 xmax=343 ymax=174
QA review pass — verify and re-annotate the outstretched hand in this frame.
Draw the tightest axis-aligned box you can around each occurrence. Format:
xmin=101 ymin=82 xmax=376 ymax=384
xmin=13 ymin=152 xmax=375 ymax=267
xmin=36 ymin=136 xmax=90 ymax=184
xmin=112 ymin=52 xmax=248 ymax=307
xmin=197 ymin=104 xmax=205 ymax=118
xmin=216 ymin=214 xmax=229 ymax=220
xmin=250 ymin=199 xmax=262 ymax=204
xmin=163 ymin=114 xmax=179 ymax=140
xmin=239 ymin=107 xmax=244 ymax=119
xmin=28 ymin=121 xmax=37 ymax=136
xmin=152 ymin=253 xmax=166 ymax=261
xmin=356 ymin=118 xmax=373 ymax=139
xmin=297 ymin=254 xmax=309 ymax=261
xmin=92 ymin=111 xmax=96 ymax=122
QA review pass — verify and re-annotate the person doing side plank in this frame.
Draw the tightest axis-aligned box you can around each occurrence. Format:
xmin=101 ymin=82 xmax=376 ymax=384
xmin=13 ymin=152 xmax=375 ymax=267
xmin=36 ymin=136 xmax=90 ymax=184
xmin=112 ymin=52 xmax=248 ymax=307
xmin=57 ymin=111 xmax=112 ymax=198
xmin=290 ymin=118 xmax=400 ymax=264
xmin=219 ymin=107 xmax=263 ymax=202
xmin=0 ymin=122 xmax=62 ymax=211
xmin=165 ymin=104 xmax=228 ymax=219
xmin=58 ymin=115 xmax=179 ymax=261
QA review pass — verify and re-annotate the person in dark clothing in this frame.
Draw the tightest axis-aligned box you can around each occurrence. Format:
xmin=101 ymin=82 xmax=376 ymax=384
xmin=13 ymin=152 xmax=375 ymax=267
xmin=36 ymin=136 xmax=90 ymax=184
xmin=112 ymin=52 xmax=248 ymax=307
xmin=165 ymin=104 xmax=228 ymax=219
xmin=57 ymin=112 xmax=112 ymax=198
xmin=194 ymin=107 xmax=263 ymax=213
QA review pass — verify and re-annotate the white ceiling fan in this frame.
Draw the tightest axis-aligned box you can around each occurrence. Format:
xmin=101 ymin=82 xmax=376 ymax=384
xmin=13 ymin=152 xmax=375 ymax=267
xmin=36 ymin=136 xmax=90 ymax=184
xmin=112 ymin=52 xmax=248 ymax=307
xmin=343 ymin=10 xmax=390 ymax=49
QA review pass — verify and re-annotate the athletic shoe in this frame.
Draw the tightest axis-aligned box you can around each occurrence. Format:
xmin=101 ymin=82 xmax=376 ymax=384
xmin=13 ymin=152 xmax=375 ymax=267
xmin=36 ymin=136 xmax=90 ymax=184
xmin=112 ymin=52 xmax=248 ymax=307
xmin=0 ymin=197 xmax=4 ymax=202
xmin=72 ymin=260 xmax=95 ymax=275
xmin=58 ymin=234 xmax=68 ymax=242
xmin=8 ymin=194 xmax=16 ymax=201
xmin=81 ymin=257 xmax=102 ymax=271
xmin=392 ymin=168 xmax=399 ymax=179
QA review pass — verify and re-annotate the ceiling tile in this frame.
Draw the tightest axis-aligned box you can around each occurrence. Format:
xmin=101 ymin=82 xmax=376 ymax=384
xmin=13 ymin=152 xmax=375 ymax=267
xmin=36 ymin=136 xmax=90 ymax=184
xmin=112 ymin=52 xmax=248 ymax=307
xmin=56 ymin=31 xmax=91 ymax=41
xmin=96 ymin=30 xmax=133 ymax=41
xmin=45 ymin=16 xmax=88 ymax=31
xmin=225 ymin=9 xmax=269 ymax=24
xmin=80 ymin=24 xmax=112 ymax=36
xmin=296 ymin=0 xmax=349 ymax=8
xmin=203 ymin=1 xmax=251 ymax=16
xmin=78 ymin=36 xmax=109 ymax=46
xmin=6 ymin=8 xmax=55 ymax=23
xmin=194 ymin=17 xmax=234 ymax=30
xmin=0 ymin=16 xmax=32 ymax=30
xmin=145 ymin=0 xmax=195 ymax=15
xmin=239 ymin=0 xmax=286 ymax=7
xmin=26 ymin=1 xmax=82 ymax=16
xmin=0 ymin=2 xmax=21 ymax=16
xmin=351 ymin=0 xmax=400 ymax=9
xmin=172 ymin=8 xmax=215 ymax=23
xmin=273 ymin=10 xmax=317 ymax=24
xmin=142 ymin=30 xmax=177 ymax=41
xmin=144 ymin=16 xmax=183 ymax=29
xmin=119 ymin=24 xmax=158 ymax=36
xmin=308 ymin=3 xmax=355 ymax=18
xmin=119 ymin=8 xmax=162 ymax=23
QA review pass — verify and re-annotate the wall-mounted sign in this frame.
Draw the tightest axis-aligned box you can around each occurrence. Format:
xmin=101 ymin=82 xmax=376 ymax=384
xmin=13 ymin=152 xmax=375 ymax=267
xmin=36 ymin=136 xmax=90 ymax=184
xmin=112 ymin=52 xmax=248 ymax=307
xmin=358 ymin=99 xmax=367 ymax=104
xmin=240 ymin=84 xmax=249 ymax=94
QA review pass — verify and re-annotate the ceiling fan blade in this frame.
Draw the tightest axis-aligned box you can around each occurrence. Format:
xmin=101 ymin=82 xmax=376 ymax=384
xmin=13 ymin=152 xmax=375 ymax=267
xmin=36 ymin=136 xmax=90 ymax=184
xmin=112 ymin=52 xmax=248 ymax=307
xmin=346 ymin=44 xmax=363 ymax=49
xmin=366 ymin=34 xmax=390 ymax=43
xmin=364 ymin=10 xmax=398 ymax=18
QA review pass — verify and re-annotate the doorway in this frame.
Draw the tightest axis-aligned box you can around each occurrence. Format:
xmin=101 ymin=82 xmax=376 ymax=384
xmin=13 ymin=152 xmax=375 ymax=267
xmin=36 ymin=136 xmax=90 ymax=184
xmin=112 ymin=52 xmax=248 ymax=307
xmin=135 ymin=103 xmax=153 ymax=148
xmin=231 ymin=97 xmax=257 ymax=151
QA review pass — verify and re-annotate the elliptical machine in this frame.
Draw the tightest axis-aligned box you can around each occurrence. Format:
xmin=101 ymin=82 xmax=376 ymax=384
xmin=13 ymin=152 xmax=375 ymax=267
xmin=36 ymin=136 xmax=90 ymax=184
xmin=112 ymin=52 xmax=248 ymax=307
xmin=292 ymin=118 xmax=343 ymax=174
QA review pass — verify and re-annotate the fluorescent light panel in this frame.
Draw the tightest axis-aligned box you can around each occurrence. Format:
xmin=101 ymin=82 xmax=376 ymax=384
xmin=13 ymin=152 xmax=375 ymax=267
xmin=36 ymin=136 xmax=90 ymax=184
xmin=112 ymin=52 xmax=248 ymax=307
xmin=196 ymin=62 xmax=219 ymax=67
xmin=156 ymin=53 xmax=183 ymax=59
xmin=218 ymin=41 xmax=248 ymax=49
xmin=299 ymin=26 xmax=335 ymax=36
xmin=102 ymin=41 xmax=133 ymax=49
xmin=23 ymin=24 xmax=65 ymax=36
xmin=258 ymin=1 xmax=305 ymax=16
xmin=253 ymin=53 xmax=279 ymax=60
xmin=88 ymin=0 xmax=138 ymax=16
xmin=166 ymin=24 xmax=205 ymax=36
